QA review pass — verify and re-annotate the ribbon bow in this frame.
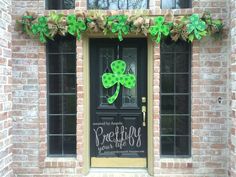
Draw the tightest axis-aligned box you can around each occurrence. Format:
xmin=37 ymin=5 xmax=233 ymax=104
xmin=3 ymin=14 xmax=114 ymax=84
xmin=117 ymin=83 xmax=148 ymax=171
xmin=102 ymin=60 xmax=136 ymax=104
xmin=31 ymin=16 xmax=50 ymax=43
xmin=149 ymin=16 xmax=170 ymax=43
xmin=66 ymin=14 xmax=86 ymax=40
xmin=187 ymin=14 xmax=207 ymax=40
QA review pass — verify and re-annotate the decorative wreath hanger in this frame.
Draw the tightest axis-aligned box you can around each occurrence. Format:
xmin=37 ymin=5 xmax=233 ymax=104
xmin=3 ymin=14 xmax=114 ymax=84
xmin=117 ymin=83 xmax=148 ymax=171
xmin=17 ymin=11 xmax=224 ymax=43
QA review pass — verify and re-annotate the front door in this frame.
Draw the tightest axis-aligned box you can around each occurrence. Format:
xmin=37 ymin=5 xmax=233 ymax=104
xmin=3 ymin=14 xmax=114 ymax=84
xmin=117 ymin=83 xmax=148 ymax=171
xmin=90 ymin=38 xmax=147 ymax=168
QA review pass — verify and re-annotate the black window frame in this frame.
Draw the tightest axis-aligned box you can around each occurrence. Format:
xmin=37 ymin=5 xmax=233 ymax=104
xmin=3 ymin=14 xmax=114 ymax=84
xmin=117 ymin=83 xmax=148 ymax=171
xmin=87 ymin=0 xmax=149 ymax=10
xmin=160 ymin=38 xmax=192 ymax=158
xmin=46 ymin=0 xmax=75 ymax=10
xmin=161 ymin=0 xmax=192 ymax=9
xmin=46 ymin=35 xmax=77 ymax=157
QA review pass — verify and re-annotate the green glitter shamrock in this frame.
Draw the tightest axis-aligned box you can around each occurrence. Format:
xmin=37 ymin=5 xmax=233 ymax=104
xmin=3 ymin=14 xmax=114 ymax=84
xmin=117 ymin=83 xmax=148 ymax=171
xmin=149 ymin=16 xmax=170 ymax=43
xmin=187 ymin=14 xmax=207 ymax=41
xmin=66 ymin=14 xmax=86 ymax=40
xmin=31 ymin=16 xmax=50 ymax=43
xmin=102 ymin=60 xmax=136 ymax=104
xmin=106 ymin=15 xmax=129 ymax=41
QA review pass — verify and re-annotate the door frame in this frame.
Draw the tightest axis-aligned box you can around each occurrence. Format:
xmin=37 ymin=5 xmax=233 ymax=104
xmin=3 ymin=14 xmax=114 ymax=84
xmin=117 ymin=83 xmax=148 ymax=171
xmin=82 ymin=35 xmax=154 ymax=175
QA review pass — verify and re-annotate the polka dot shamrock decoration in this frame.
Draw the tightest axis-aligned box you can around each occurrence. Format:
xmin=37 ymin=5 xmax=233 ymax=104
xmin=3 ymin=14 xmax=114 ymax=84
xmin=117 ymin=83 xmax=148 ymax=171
xmin=102 ymin=60 xmax=136 ymax=104
xmin=187 ymin=14 xmax=207 ymax=41
xmin=149 ymin=16 xmax=170 ymax=43
xmin=31 ymin=16 xmax=50 ymax=43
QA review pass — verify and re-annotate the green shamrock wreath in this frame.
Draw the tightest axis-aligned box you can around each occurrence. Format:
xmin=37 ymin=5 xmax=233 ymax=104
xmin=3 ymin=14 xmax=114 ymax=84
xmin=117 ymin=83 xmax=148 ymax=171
xmin=102 ymin=60 xmax=136 ymax=104
xmin=66 ymin=14 xmax=86 ymax=40
xmin=31 ymin=16 xmax=50 ymax=43
xmin=149 ymin=16 xmax=170 ymax=43
xmin=187 ymin=14 xmax=207 ymax=41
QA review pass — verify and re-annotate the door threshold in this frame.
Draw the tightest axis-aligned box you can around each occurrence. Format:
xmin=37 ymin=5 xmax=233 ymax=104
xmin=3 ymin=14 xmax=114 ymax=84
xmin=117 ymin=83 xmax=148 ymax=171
xmin=90 ymin=168 xmax=148 ymax=173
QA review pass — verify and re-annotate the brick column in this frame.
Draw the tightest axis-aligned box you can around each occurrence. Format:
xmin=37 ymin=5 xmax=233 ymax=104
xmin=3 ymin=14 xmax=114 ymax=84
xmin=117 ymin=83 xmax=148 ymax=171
xmin=0 ymin=0 xmax=13 ymax=176
xmin=230 ymin=0 xmax=236 ymax=176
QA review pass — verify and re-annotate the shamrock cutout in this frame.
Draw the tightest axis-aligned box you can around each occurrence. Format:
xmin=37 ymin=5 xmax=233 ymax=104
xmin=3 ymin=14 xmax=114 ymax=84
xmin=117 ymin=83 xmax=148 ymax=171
xmin=149 ymin=16 xmax=170 ymax=43
xmin=31 ymin=16 xmax=50 ymax=43
xmin=107 ymin=15 xmax=129 ymax=41
xmin=66 ymin=14 xmax=86 ymax=40
xmin=102 ymin=60 xmax=136 ymax=104
xmin=187 ymin=14 xmax=207 ymax=41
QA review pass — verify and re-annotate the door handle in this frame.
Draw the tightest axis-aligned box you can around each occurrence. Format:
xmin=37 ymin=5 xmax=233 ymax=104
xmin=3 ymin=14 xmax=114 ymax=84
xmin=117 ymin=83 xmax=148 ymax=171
xmin=142 ymin=106 xmax=146 ymax=127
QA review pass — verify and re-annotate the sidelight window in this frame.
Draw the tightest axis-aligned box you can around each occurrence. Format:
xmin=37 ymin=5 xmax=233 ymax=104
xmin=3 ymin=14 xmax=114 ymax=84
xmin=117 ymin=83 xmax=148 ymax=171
xmin=161 ymin=0 xmax=191 ymax=9
xmin=160 ymin=38 xmax=191 ymax=157
xmin=46 ymin=0 xmax=75 ymax=10
xmin=47 ymin=36 xmax=77 ymax=156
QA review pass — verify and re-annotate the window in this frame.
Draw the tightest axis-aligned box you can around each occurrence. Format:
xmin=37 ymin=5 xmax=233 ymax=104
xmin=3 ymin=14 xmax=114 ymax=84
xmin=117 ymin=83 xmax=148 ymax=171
xmin=161 ymin=0 xmax=191 ymax=9
xmin=160 ymin=38 xmax=191 ymax=157
xmin=47 ymin=36 xmax=76 ymax=156
xmin=88 ymin=0 xmax=148 ymax=10
xmin=46 ymin=0 xmax=75 ymax=10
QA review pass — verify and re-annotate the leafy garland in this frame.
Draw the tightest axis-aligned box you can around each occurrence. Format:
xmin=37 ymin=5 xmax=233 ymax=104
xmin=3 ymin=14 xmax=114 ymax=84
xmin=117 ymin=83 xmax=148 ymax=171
xmin=17 ymin=11 xmax=223 ymax=43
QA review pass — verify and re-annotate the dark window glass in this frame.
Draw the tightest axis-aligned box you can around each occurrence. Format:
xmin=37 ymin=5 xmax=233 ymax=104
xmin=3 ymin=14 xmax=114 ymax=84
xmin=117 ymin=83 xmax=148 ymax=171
xmin=160 ymin=39 xmax=191 ymax=157
xmin=47 ymin=0 xmax=75 ymax=10
xmin=47 ymin=36 xmax=76 ymax=156
xmin=161 ymin=0 xmax=191 ymax=9
xmin=88 ymin=0 xmax=148 ymax=10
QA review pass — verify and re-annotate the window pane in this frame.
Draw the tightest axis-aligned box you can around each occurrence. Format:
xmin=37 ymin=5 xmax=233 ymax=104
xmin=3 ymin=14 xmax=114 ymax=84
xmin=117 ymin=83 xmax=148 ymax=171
xmin=64 ymin=116 xmax=76 ymax=134
xmin=175 ymin=74 xmax=189 ymax=93
xmin=49 ymin=136 xmax=62 ymax=154
xmin=47 ymin=36 xmax=76 ymax=53
xmin=176 ymin=54 xmax=189 ymax=73
xmin=161 ymin=54 xmax=174 ymax=73
xmin=176 ymin=0 xmax=191 ymax=9
xmin=161 ymin=0 xmax=174 ymax=9
xmin=161 ymin=136 xmax=174 ymax=155
xmin=64 ymin=136 xmax=76 ymax=154
xmin=63 ymin=75 xmax=76 ymax=93
xmin=49 ymin=75 xmax=62 ymax=93
xmin=49 ymin=116 xmax=62 ymax=134
xmin=63 ymin=54 xmax=76 ymax=73
xmin=161 ymin=95 xmax=174 ymax=114
xmin=161 ymin=74 xmax=174 ymax=93
xmin=63 ymin=95 xmax=76 ymax=114
xmin=175 ymin=40 xmax=190 ymax=52
xmin=161 ymin=116 xmax=174 ymax=134
xmin=175 ymin=95 xmax=189 ymax=114
xmin=47 ymin=0 xmax=75 ymax=10
xmin=48 ymin=55 xmax=62 ymax=73
xmin=49 ymin=95 xmax=62 ymax=114
xmin=176 ymin=136 xmax=190 ymax=155
xmin=88 ymin=0 xmax=148 ymax=10
xmin=176 ymin=116 xmax=189 ymax=135
xmin=161 ymin=0 xmax=191 ymax=9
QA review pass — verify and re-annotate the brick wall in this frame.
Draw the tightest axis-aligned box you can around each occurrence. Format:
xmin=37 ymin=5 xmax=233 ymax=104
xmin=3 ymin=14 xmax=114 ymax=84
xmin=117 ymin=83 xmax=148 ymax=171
xmin=0 ymin=0 xmax=13 ymax=176
xmin=11 ymin=0 xmax=43 ymax=176
xmin=230 ymin=0 xmax=236 ymax=176
xmin=11 ymin=0 xmax=232 ymax=177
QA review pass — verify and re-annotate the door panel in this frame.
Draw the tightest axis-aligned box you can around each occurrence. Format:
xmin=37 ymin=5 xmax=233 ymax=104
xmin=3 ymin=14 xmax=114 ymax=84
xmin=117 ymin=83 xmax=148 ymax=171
xmin=90 ymin=38 xmax=147 ymax=167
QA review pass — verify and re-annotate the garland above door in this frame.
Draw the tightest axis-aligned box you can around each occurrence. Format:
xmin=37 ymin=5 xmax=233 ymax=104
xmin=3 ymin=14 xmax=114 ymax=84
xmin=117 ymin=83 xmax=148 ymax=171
xmin=17 ymin=11 xmax=224 ymax=43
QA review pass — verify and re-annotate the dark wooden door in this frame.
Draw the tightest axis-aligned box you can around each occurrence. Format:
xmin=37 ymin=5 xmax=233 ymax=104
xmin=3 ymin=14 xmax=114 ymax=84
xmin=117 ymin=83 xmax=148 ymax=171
xmin=90 ymin=38 xmax=147 ymax=167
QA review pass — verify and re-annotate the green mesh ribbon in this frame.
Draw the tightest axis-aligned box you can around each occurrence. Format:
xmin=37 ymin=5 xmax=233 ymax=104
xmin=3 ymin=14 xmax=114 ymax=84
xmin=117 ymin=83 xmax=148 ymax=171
xmin=66 ymin=14 xmax=86 ymax=40
xmin=31 ymin=16 xmax=50 ymax=43
xmin=187 ymin=14 xmax=207 ymax=41
xmin=149 ymin=16 xmax=170 ymax=43
xmin=102 ymin=60 xmax=136 ymax=104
